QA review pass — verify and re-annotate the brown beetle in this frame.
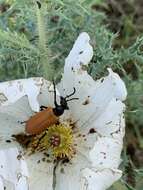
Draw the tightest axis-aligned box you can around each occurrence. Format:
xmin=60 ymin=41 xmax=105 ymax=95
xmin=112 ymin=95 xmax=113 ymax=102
xmin=25 ymin=82 xmax=78 ymax=135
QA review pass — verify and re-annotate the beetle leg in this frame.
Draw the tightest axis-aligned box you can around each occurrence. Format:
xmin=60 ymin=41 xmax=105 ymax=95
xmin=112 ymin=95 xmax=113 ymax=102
xmin=40 ymin=105 xmax=48 ymax=111
xmin=33 ymin=131 xmax=47 ymax=150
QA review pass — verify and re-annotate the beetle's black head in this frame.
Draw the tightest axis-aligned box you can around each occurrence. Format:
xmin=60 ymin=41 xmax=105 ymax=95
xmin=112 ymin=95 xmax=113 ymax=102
xmin=52 ymin=81 xmax=78 ymax=116
xmin=53 ymin=96 xmax=69 ymax=116
xmin=60 ymin=96 xmax=69 ymax=110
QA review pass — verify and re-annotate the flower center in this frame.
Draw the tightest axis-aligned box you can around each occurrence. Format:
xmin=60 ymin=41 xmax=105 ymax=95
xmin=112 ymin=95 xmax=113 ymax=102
xmin=50 ymin=135 xmax=61 ymax=147
xmin=28 ymin=123 xmax=74 ymax=159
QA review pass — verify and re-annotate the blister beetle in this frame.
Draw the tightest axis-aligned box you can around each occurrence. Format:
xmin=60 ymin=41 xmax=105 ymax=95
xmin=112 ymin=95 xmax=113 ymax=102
xmin=25 ymin=82 xmax=78 ymax=135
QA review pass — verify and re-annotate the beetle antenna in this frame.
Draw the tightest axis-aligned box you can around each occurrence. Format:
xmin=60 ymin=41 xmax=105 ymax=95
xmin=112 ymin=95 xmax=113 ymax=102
xmin=66 ymin=98 xmax=79 ymax=102
xmin=53 ymin=80 xmax=58 ymax=107
xmin=36 ymin=1 xmax=41 ymax=9
xmin=65 ymin=87 xmax=76 ymax=99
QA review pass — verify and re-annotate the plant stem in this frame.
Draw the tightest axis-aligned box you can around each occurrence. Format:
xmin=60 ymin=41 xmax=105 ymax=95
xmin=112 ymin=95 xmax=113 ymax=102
xmin=36 ymin=1 xmax=53 ymax=81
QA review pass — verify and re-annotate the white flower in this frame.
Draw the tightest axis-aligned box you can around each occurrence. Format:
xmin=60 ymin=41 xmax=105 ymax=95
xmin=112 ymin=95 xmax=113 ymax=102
xmin=0 ymin=32 xmax=127 ymax=190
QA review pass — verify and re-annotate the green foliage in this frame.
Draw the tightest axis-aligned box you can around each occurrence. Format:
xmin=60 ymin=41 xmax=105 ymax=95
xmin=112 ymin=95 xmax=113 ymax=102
xmin=0 ymin=0 xmax=106 ymax=80
xmin=0 ymin=0 xmax=143 ymax=189
xmin=0 ymin=30 xmax=41 ymax=80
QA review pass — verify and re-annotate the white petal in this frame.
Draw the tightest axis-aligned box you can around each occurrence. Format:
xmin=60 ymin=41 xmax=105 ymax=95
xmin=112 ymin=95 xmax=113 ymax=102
xmin=0 ymin=78 xmax=44 ymax=112
xmin=55 ymin=154 xmax=90 ymax=190
xmin=65 ymin=32 xmax=93 ymax=69
xmin=0 ymin=78 xmax=60 ymax=112
xmin=79 ymin=99 xmax=125 ymax=140
xmin=73 ymin=128 xmax=98 ymax=160
xmin=0 ymin=148 xmax=54 ymax=190
xmin=81 ymin=168 xmax=122 ymax=190
xmin=38 ymin=79 xmax=60 ymax=108
xmin=65 ymin=70 xmax=126 ymax=129
xmin=60 ymin=32 xmax=127 ymax=129
xmin=90 ymin=99 xmax=125 ymax=139
xmin=0 ymin=148 xmax=29 ymax=189
xmin=75 ymin=99 xmax=125 ymax=154
xmin=60 ymin=32 xmax=94 ymax=96
xmin=0 ymin=178 xmax=16 ymax=190
xmin=0 ymin=96 xmax=33 ymax=121
xmin=15 ymin=176 xmax=28 ymax=190
xmin=0 ymin=177 xmax=4 ymax=190
xmin=89 ymin=137 xmax=122 ymax=169
xmin=25 ymin=153 xmax=54 ymax=190
xmin=74 ymin=101 xmax=124 ymax=169
xmin=0 ymin=113 xmax=25 ymax=146
xmin=107 ymin=68 xmax=127 ymax=101
xmin=0 ymin=97 xmax=33 ymax=144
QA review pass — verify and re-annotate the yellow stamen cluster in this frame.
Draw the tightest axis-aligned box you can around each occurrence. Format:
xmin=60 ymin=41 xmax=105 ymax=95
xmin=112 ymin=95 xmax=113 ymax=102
xmin=28 ymin=124 xmax=74 ymax=159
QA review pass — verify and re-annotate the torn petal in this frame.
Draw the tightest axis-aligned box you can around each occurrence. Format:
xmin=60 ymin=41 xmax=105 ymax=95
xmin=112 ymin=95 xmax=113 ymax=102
xmin=59 ymin=32 xmax=94 ymax=98
xmin=0 ymin=78 xmax=44 ymax=112
xmin=0 ymin=78 xmax=60 ymax=112
xmin=81 ymin=168 xmax=122 ymax=190
xmin=60 ymin=33 xmax=127 ymax=129
xmin=62 ymin=69 xmax=127 ymax=129
xmin=65 ymin=32 xmax=93 ymax=70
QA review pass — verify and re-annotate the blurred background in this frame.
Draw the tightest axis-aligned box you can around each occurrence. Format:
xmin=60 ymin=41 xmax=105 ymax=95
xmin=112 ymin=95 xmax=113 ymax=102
xmin=0 ymin=0 xmax=143 ymax=189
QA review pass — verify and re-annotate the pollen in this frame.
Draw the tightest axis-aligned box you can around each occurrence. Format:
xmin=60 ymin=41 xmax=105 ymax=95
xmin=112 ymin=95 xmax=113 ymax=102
xmin=28 ymin=123 xmax=74 ymax=159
